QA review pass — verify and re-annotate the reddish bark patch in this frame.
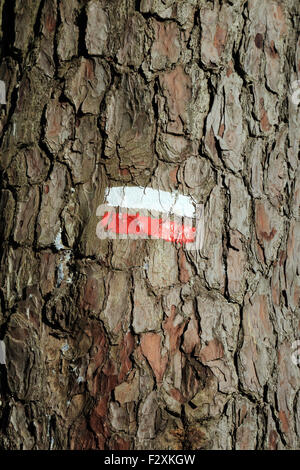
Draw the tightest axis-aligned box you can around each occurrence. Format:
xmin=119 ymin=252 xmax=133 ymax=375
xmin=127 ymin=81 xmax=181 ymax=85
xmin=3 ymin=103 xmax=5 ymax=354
xmin=163 ymin=305 xmax=186 ymax=354
xmin=140 ymin=333 xmax=168 ymax=384
xmin=179 ymin=248 xmax=190 ymax=284
xmin=273 ymin=4 xmax=287 ymax=36
xmin=272 ymin=281 xmax=280 ymax=306
xmin=269 ymin=430 xmax=278 ymax=450
xmin=260 ymin=227 xmax=277 ymax=241
xmin=47 ymin=111 xmax=61 ymax=137
xmin=152 ymin=21 xmax=180 ymax=62
xmin=279 ymin=410 xmax=289 ymax=433
xmin=199 ymin=338 xmax=224 ymax=362
xmin=259 ymin=98 xmax=271 ymax=132
xmin=45 ymin=14 xmax=56 ymax=34
xmin=213 ymin=24 xmax=227 ymax=56
xmin=269 ymin=40 xmax=279 ymax=59
xmin=182 ymin=316 xmax=200 ymax=355
xmin=16 ymin=78 xmax=30 ymax=112
xmin=260 ymin=109 xmax=271 ymax=132
xmin=93 ymin=396 xmax=108 ymax=419
xmin=102 ymin=360 xmax=118 ymax=389
xmin=90 ymin=406 xmax=106 ymax=436
xmin=258 ymin=295 xmax=272 ymax=334
xmin=81 ymin=277 xmax=99 ymax=312
xmin=279 ymin=250 xmax=286 ymax=266
xmin=218 ymin=123 xmax=225 ymax=137
xmin=84 ymin=59 xmax=95 ymax=80
xmin=226 ymin=61 xmax=233 ymax=77
xmin=170 ymin=388 xmax=185 ymax=403
xmin=86 ymin=321 xmax=108 ymax=397
xmin=187 ymin=426 xmax=208 ymax=450
xmin=255 ymin=201 xmax=276 ymax=242
xmin=169 ymin=166 xmax=178 ymax=184
xmin=160 ymin=66 xmax=192 ymax=128
xmin=10 ymin=325 xmax=29 ymax=342
xmin=109 ymin=435 xmax=131 ymax=450
xmin=255 ymin=33 xmax=264 ymax=49
xmin=39 ymin=252 xmax=55 ymax=295
xmin=70 ymin=418 xmax=97 ymax=450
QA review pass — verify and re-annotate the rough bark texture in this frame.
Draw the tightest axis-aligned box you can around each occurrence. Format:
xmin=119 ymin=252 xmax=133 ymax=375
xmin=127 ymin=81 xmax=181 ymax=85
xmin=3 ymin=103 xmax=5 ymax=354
xmin=0 ymin=0 xmax=299 ymax=450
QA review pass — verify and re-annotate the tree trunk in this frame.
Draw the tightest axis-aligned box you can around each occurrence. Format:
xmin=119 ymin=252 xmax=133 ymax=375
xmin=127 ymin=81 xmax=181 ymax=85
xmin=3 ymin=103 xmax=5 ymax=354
xmin=0 ymin=0 xmax=299 ymax=450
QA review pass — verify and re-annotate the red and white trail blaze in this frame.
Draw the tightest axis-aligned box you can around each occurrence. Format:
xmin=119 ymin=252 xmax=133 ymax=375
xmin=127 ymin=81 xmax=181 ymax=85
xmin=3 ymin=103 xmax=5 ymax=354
xmin=99 ymin=211 xmax=197 ymax=244
xmin=96 ymin=186 xmax=204 ymax=249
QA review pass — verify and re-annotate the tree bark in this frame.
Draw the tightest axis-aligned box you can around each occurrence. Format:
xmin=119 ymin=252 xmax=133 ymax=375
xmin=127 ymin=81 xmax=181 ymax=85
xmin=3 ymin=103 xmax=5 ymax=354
xmin=0 ymin=0 xmax=299 ymax=450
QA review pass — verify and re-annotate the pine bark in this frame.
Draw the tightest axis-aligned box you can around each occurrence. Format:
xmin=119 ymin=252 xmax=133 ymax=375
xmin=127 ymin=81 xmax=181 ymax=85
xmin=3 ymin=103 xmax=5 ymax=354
xmin=0 ymin=0 xmax=299 ymax=450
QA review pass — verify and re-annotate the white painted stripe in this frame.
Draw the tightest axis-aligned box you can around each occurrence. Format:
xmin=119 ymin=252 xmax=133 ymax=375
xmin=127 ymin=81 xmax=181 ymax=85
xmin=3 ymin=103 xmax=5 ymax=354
xmin=0 ymin=340 xmax=6 ymax=365
xmin=0 ymin=80 xmax=6 ymax=104
xmin=104 ymin=186 xmax=196 ymax=218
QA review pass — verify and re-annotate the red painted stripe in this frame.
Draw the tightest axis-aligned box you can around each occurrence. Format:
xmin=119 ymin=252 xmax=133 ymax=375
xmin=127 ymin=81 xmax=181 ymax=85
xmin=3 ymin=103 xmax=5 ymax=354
xmin=100 ymin=212 xmax=196 ymax=244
